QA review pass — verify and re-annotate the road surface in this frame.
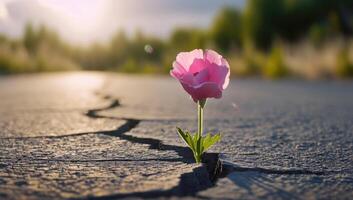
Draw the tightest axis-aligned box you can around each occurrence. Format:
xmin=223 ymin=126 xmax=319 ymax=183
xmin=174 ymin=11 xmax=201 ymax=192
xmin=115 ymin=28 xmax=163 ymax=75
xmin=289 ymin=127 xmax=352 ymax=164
xmin=0 ymin=72 xmax=352 ymax=199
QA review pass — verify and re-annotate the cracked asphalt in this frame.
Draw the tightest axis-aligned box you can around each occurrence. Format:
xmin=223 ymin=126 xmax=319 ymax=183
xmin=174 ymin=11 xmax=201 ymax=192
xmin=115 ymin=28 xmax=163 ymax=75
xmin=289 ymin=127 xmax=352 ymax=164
xmin=0 ymin=72 xmax=353 ymax=199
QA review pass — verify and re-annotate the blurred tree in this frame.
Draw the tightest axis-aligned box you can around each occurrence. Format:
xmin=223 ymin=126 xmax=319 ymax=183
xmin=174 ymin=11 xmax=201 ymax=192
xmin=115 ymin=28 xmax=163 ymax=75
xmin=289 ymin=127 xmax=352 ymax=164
xmin=243 ymin=0 xmax=353 ymax=47
xmin=0 ymin=34 xmax=8 ymax=44
xmin=263 ymin=43 xmax=288 ymax=79
xmin=3 ymin=2 xmax=353 ymax=78
xmin=23 ymin=23 xmax=39 ymax=54
xmin=135 ymin=31 xmax=165 ymax=63
xmin=309 ymin=23 xmax=328 ymax=47
xmin=337 ymin=0 xmax=353 ymax=37
xmin=166 ymin=28 xmax=207 ymax=73
xmin=335 ymin=47 xmax=353 ymax=78
xmin=109 ymin=30 xmax=129 ymax=67
xmin=121 ymin=58 xmax=138 ymax=73
xmin=243 ymin=0 xmax=284 ymax=49
xmin=170 ymin=28 xmax=207 ymax=51
xmin=210 ymin=7 xmax=242 ymax=52
xmin=82 ymin=43 xmax=109 ymax=70
xmin=242 ymin=42 xmax=264 ymax=76
xmin=37 ymin=25 xmax=62 ymax=51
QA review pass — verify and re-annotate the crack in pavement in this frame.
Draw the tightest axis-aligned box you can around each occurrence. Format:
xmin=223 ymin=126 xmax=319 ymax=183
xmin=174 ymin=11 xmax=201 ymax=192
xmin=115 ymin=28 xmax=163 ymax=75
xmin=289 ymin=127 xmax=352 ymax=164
xmin=74 ymin=92 xmax=223 ymax=198
xmin=80 ymin=166 xmax=213 ymax=200
xmin=81 ymin=91 xmax=343 ymax=199
xmin=0 ymin=90 xmax=221 ymax=199
xmin=87 ymin=93 xmax=341 ymax=176
xmin=3 ymin=87 xmax=342 ymax=199
xmin=83 ymin=93 xmax=211 ymax=162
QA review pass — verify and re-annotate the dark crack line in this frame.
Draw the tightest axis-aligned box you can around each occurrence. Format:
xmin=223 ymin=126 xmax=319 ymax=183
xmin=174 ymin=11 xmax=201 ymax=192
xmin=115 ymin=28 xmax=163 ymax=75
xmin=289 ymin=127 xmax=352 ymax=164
xmin=2 ymin=86 xmax=343 ymax=199
xmin=85 ymin=98 xmax=121 ymax=118
xmin=67 ymin=91 xmax=340 ymax=199
xmin=86 ymin=93 xmax=223 ymax=175
xmin=70 ymin=92 xmax=221 ymax=199
xmin=75 ymin=166 xmax=213 ymax=200
xmin=0 ymin=90 xmax=219 ymax=199
xmin=82 ymin=93 xmax=209 ymax=164
xmin=2 ymin=91 xmax=341 ymax=173
xmin=85 ymin=93 xmax=338 ymax=178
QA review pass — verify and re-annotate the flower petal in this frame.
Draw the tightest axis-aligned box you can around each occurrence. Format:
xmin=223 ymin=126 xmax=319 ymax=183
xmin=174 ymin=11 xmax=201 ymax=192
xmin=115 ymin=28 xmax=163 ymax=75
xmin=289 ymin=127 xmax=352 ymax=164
xmin=221 ymin=58 xmax=230 ymax=89
xmin=180 ymin=73 xmax=195 ymax=86
xmin=180 ymin=81 xmax=222 ymax=102
xmin=170 ymin=61 xmax=186 ymax=79
xmin=194 ymin=68 xmax=209 ymax=85
xmin=189 ymin=58 xmax=209 ymax=74
xmin=206 ymin=63 xmax=229 ymax=90
xmin=176 ymin=49 xmax=203 ymax=71
xmin=204 ymin=49 xmax=223 ymax=65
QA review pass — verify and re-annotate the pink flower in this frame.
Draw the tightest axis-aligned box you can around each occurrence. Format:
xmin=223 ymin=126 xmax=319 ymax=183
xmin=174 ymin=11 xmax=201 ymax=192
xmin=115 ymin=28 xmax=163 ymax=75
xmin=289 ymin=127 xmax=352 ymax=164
xmin=170 ymin=49 xmax=230 ymax=102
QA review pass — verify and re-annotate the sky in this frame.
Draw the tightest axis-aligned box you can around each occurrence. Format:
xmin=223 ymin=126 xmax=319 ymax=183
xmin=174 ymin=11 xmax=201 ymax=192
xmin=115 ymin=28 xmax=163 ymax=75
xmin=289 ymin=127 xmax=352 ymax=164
xmin=0 ymin=0 xmax=244 ymax=44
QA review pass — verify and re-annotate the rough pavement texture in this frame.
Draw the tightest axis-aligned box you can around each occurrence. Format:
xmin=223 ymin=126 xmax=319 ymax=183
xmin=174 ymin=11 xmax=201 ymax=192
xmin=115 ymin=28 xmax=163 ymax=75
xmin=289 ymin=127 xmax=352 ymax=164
xmin=1 ymin=72 xmax=353 ymax=199
xmin=0 ymin=73 xmax=107 ymax=111
xmin=0 ymin=112 xmax=124 ymax=138
xmin=0 ymin=73 xmax=210 ymax=200
xmin=102 ymin=75 xmax=353 ymax=199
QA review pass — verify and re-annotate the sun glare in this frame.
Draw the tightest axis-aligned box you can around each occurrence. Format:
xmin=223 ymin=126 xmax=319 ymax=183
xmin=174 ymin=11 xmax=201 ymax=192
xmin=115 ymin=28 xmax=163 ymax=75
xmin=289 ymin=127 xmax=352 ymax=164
xmin=37 ymin=0 xmax=108 ymax=41
xmin=0 ymin=2 xmax=9 ymax=20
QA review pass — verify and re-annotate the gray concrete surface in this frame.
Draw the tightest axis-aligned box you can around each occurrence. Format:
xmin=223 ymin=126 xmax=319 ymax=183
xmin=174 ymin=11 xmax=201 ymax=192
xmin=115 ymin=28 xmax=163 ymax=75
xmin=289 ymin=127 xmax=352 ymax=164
xmin=0 ymin=72 xmax=353 ymax=199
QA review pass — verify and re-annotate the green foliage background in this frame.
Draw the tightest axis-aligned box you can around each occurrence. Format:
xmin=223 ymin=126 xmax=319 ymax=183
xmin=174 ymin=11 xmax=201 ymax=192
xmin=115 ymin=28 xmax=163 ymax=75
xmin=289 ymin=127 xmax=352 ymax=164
xmin=1 ymin=0 xmax=353 ymax=78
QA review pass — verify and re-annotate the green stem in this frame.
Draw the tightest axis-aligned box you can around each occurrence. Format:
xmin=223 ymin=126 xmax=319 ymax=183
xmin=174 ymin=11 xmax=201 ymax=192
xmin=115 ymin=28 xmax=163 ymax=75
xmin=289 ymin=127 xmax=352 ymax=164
xmin=195 ymin=99 xmax=206 ymax=163
xmin=194 ymin=153 xmax=201 ymax=163
xmin=198 ymin=101 xmax=203 ymax=138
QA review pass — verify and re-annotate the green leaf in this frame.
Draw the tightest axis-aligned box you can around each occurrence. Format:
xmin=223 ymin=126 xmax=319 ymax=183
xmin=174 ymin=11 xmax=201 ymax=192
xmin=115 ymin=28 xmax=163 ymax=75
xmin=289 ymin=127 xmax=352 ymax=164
xmin=190 ymin=133 xmax=201 ymax=156
xmin=192 ymin=132 xmax=199 ymax=142
xmin=177 ymin=127 xmax=195 ymax=152
xmin=202 ymin=133 xmax=222 ymax=153
xmin=177 ymin=128 xmax=222 ymax=163
xmin=185 ymin=131 xmax=196 ymax=152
